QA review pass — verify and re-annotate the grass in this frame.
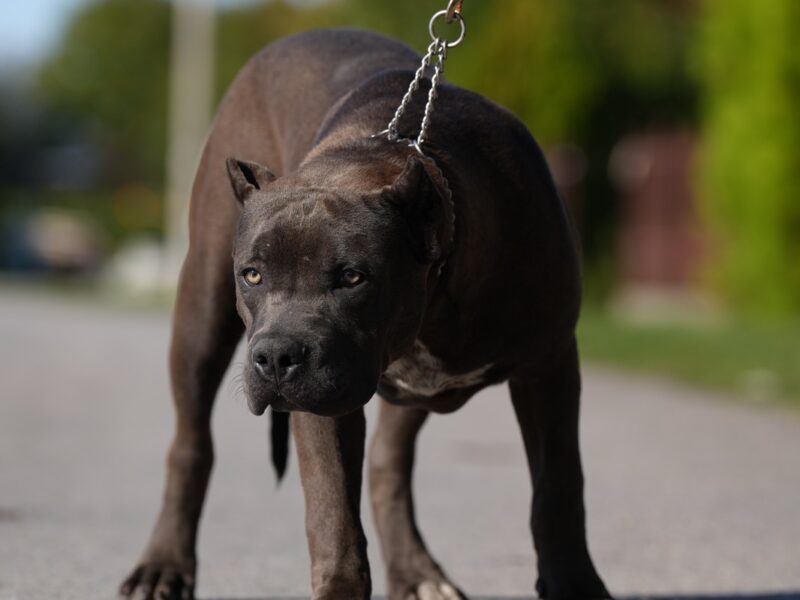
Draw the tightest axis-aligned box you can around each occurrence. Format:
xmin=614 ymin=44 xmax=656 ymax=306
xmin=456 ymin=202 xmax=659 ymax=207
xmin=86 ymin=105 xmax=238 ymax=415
xmin=577 ymin=306 xmax=800 ymax=407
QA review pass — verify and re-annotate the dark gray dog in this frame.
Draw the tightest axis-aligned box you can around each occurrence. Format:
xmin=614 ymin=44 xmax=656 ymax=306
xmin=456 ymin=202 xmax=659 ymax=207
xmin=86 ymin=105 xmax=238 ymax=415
xmin=120 ymin=29 xmax=610 ymax=600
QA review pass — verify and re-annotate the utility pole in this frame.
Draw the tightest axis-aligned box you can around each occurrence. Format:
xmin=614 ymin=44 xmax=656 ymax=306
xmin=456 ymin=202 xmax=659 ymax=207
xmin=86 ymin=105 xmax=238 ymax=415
xmin=163 ymin=0 xmax=216 ymax=288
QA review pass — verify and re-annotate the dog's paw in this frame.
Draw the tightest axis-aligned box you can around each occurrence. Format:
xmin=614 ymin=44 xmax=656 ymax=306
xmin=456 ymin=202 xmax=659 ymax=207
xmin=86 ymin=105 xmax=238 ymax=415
xmin=536 ymin=573 xmax=611 ymax=600
xmin=119 ymin=563 xmax=195 ymax=600
xmin=404 ymin=580 xmax=465 ymax=600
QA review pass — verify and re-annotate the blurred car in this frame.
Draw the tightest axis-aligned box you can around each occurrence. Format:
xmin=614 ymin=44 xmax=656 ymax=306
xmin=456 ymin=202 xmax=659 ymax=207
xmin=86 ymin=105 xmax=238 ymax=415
xmin=1 ymin=208 xmax=107 ymax=274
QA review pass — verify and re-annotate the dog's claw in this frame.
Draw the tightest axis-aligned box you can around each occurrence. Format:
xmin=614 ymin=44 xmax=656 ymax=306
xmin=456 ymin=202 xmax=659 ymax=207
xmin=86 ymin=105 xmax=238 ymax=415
xmin=406 ymin=580 xmax=465 ymax=600
xmin=440 ymin=582 xmax=463 ymax=598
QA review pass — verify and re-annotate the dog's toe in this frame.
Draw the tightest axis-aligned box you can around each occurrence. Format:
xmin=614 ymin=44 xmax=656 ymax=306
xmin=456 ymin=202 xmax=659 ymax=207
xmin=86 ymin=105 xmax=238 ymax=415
xmin=119 ymin=563 xmax=194 ymax=600
xmin=407 ymin=580 xmax=465 ymax=600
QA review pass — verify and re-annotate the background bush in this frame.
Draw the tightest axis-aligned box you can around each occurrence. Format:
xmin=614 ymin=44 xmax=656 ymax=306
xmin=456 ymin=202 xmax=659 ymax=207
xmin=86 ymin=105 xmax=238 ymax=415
xmin=698 ymin=0 xmax=800 ymax=315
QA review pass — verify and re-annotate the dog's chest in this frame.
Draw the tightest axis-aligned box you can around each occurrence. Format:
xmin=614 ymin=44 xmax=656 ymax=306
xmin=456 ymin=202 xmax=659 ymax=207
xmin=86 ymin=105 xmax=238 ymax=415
xmin=384 ymin=341 xmax=493 ymax=397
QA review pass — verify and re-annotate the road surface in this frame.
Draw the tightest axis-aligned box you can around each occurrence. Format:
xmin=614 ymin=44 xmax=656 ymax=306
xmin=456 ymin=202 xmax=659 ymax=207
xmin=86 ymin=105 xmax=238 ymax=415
xmin=1 ymin=289 xmax=799 ymax=600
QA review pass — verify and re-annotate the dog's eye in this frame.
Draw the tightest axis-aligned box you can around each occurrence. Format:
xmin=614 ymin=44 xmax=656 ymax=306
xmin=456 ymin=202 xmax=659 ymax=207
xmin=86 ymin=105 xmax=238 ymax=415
xmin=242 ymin=268 xmax=263 ymax=286
xmin=340 ymin=269 xmax=365 ymax=287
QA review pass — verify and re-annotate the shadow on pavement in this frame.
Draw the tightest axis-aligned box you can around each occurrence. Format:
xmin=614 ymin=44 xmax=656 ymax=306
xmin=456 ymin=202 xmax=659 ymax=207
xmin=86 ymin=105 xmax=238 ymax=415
xmin=204 ymin=594 xmax=800 ymax=600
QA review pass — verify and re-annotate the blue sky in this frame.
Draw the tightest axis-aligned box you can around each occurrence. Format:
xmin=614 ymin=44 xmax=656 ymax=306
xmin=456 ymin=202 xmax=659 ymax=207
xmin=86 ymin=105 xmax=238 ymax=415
xmin=0 ymin=0 xmax=319 ymax=70
xmin=2 ymin=0 xmax=89 ymax=68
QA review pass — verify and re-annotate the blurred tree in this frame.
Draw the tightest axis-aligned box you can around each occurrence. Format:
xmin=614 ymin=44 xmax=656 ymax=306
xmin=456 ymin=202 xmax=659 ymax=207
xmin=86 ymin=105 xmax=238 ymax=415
xmin=38 ymin=0 xmax=341 ymax=187
xmin=38 ymin=0 xmax=171 ymax=185
xmin=698 ymin=0 xmax=800 ymax=314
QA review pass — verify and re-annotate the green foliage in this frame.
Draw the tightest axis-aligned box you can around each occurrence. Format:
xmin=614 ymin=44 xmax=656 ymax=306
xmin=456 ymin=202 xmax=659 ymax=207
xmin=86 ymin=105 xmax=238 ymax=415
xmin=343 ymin=0 xmax=697 ymax=144
xmin=698 ymin=0 xmax=800 ymax=314
xmin=38 ymin=0 xmax=171 ymax=183
xmin=37 ymin=0 xmax=339 ymax=185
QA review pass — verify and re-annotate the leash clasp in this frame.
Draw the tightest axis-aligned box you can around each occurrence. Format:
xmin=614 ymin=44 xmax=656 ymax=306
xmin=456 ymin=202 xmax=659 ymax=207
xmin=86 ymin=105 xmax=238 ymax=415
xmin=445 ymin=0 xmax=465 ymax=25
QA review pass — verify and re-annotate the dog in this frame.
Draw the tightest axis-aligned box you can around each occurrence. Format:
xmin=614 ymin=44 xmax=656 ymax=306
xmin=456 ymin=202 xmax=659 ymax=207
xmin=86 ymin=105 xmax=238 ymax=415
xmin=120 ymin=28 xmax=610 ymax=600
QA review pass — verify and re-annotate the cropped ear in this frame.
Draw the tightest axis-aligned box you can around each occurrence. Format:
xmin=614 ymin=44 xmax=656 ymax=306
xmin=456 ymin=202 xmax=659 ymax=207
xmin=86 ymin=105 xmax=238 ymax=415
xmin=381 ymin=155 xmax=455 ymax=263
xmin=226 ymin=158 xmax=277 ymax=203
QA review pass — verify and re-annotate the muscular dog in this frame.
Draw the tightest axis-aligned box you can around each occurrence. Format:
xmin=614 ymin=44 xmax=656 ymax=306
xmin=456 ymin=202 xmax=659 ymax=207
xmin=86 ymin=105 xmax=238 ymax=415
xmin=120 ymin=29 xmax=610 ymax=600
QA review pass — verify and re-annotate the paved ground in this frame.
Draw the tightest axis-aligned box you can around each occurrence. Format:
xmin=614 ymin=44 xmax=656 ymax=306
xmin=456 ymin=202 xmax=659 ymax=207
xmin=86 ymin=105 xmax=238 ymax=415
xmin=1 ymin=289 xmax=799 ymax=600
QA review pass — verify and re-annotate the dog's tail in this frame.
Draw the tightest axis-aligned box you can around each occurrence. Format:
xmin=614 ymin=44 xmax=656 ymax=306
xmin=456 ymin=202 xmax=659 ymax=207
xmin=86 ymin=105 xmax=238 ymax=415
xmin=270 ymin=409 xmax=290 ymax=482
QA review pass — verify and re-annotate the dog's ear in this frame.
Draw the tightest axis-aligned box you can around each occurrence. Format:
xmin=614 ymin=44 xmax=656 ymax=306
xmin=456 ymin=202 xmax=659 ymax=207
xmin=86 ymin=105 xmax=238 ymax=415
xmin=226 ymin=158 xmax=277 ymax=203
xmin=381 ymin=155 xmax=454 ymax=263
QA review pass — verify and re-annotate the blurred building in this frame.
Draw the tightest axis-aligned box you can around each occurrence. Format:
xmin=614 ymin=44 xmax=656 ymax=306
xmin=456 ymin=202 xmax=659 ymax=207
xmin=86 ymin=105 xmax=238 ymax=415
xmin=609 ymin=131 xmax=716 ymax=320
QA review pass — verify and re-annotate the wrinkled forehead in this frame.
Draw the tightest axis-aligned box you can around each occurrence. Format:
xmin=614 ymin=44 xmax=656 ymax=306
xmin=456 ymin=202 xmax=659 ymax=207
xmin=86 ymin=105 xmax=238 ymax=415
xmin=235 ymin=189 xmax=388 ymax=263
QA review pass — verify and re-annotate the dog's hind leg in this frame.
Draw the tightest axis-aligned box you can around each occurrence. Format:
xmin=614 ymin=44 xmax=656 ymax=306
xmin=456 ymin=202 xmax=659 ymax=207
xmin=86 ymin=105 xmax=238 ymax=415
xmin=369 ymin=398 xmax=464 ymax=600
xmin=120 ymin=147 xmax=244 ymax=600
xmin=509 ymin=339 xmax=610 ymax=600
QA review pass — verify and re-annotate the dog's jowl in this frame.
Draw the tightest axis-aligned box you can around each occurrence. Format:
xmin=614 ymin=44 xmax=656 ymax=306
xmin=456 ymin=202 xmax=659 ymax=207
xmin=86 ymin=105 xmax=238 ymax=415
xmin=120 ymin=29 xmax=610 ymax=600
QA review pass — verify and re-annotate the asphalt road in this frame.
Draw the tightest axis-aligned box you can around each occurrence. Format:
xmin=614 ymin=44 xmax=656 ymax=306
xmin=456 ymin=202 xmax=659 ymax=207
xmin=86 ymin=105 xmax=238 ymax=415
xmin=1 ymin=289 xmax=799 ymax=600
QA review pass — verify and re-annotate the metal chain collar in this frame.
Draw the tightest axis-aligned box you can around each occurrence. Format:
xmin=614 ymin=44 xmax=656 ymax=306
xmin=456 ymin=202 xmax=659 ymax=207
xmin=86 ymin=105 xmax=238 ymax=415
xmin=374 ymin=0 xmax=467 ymax=156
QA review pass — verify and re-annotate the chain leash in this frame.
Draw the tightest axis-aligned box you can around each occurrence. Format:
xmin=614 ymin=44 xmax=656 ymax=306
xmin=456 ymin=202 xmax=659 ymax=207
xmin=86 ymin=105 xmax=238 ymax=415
xmin=374 ymin=0 xmax=467 ymax=156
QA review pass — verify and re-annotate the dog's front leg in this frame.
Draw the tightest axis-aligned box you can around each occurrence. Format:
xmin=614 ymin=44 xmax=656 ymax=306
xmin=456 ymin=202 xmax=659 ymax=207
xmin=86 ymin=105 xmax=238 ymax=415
xmin=292 ymin=409 xmax=371 ymax=600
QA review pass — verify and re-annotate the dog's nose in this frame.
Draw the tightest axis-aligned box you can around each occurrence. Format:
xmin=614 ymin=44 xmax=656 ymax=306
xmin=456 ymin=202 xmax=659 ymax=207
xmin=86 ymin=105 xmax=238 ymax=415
xmin=252 ymin=337 xmax=308 ymax=383
xmin=272 ymin=338 xmax=308 ymax=381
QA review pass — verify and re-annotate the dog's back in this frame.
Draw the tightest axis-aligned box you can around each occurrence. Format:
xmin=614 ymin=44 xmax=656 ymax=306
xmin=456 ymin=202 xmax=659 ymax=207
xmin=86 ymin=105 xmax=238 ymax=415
xmin=216 ymin=29 xmax=421 ymax=172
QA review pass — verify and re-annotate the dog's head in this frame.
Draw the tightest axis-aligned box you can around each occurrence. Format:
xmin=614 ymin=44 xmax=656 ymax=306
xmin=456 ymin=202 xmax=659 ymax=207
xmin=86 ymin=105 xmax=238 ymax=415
xmin=227 ymin=149 xmax=453 ymax=417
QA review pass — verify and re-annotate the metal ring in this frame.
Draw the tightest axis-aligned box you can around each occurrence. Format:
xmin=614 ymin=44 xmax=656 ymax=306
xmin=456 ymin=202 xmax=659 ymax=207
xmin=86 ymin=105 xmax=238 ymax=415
xmin=429 ymin=9 xmax=466 ymax=48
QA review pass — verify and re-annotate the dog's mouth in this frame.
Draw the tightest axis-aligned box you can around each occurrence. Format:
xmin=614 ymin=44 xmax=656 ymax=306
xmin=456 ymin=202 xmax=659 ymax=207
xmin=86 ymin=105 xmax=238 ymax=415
xmin=245 ymin=395 xmax=268 ymax=416
xmin=243 ymin=367 xmax=366 ymax=417
xmin=247 ymin=390 xmax=364 ymax=417
xmin=241 ymin=368 xmax=276 ymax=415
